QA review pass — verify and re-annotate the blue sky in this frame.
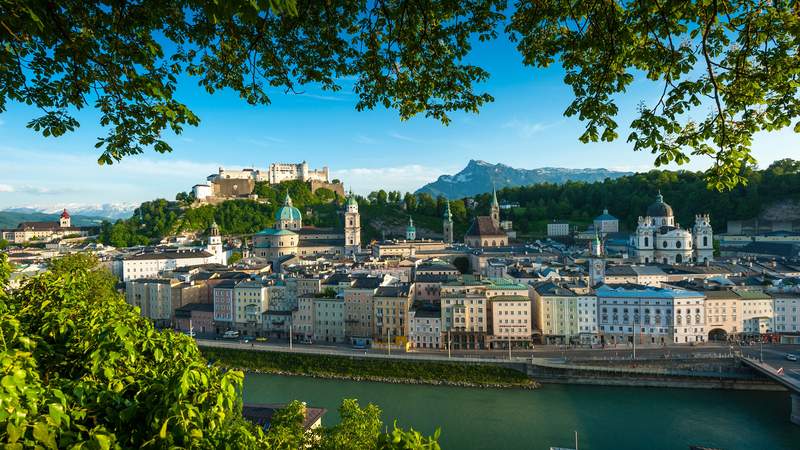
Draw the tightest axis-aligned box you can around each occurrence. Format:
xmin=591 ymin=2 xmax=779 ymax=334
xmin=0 ymin=31 xmax=797 ymax=210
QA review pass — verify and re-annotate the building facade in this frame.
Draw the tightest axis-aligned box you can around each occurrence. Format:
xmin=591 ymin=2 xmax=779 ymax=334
xmin=631 ymin=193 xmax=714 ymax=264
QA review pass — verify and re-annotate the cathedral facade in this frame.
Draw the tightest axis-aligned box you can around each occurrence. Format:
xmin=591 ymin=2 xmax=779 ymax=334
xmin=631 ymin=193 xmax=713 ymax=264
xmin=253 ymin=193 xmax=361 ymax=260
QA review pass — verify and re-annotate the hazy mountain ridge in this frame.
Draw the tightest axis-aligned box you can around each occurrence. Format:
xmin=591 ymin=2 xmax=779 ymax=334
xmin=415 ymin=160 xmax=634 ymax=198
xmin=0 ymin=211 xmax=108 ymax=230
xmin=2 ymin=203 xmax=136 ymax=221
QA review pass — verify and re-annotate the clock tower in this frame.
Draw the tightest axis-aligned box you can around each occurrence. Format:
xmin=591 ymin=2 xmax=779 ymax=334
xmin=589 ymin=258 xmax=605 ymax=286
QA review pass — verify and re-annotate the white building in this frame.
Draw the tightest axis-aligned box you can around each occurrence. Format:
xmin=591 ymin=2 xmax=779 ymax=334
xmin=192 ymin=183 xmax=213 ymax=201
xmin=773 ymin=293 xmax=800 ymax=333
xmin=596 ymin=284 xmax=706 ymax=345
xmin=409 ymin=307 xmax=442 ymax=349
xmin=122 ymin=250 xmax=215 ymax=281
xmin=121 ymin=223 xmax=225 ymax=281
xmin=268 ymin=161 xmax=329 ymax=184
xmin=739 ymin=290 xmax=774 ymax=334
xmin=593 ymin=209 xmax=619 ymax=234
xmin=577 ymin=294 xmax=599 ymax=343
xmin=632 ymin=192 xmax=713 ymax=264
xmin=487 ymin=295 xmax=533 ymax=349
xmin=547 ymin=222 xmax=570 ymax=237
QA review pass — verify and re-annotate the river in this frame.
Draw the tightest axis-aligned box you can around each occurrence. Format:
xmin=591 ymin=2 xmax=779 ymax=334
xmin=243 ymin=373 xmax=800 ymax=450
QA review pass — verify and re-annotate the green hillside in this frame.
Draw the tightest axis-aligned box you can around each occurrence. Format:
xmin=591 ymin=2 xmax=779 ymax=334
xmin=97 ymin=160 xmax=800 ymax=247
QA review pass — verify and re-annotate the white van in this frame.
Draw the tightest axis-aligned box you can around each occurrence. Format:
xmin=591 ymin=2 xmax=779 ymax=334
xmin=222 ymin=330 xmax=239 ymax=339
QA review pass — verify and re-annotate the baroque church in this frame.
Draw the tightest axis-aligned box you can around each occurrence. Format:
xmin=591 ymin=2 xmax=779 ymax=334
xmin=252 ymin=193 xmax=361 ymax=260
xmin=631 ymin=192 xmax=713 ymax=264
xmin=464 ymin=187 xmax=508 ymax=248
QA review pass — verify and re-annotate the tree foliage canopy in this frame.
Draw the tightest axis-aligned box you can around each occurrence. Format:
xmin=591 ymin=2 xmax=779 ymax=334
xmin=2 ymin=1 xmax=797 ymax=188
xmin=0 ymin=253 xmax=439 ymax=448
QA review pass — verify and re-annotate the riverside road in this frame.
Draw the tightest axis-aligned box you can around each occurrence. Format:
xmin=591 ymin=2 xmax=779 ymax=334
xmin=196 ymin=337 xmax=800 ymax=365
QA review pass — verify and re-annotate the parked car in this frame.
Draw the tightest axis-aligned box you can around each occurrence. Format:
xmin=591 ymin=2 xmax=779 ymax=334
xmin=184 ymin=330 xmax=196 ymax=337
xmin=222 ymin=330 xmax=239 ymax=339
xmin=301 ymin=337 xmax=313 ymax=345
xmin=255 ymin=337 xmax=268 ymax=343
xmin=786 ymin=354 xmax=798 ymax=362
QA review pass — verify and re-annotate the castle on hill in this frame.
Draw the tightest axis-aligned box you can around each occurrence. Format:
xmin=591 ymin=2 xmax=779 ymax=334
xmin=192 ymin=161 xmax=344 ymax=203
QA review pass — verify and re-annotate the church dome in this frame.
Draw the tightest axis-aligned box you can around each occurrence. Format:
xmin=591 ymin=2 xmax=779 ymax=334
xmin=646 ymin=192 xmax=673 ymax=217
xmin=275 ymin=193 xmax=302 ymax=221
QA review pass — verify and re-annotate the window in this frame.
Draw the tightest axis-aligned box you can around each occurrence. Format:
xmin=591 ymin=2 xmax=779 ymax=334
xmin=675 ymin=241 xmax=681 ymax=249
xmin=662 ymin=241 xmax=668 ymax=248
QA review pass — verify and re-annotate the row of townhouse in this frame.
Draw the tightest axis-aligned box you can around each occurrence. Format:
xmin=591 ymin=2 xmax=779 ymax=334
xmin=409 ymin=276 xmax=534 ymax=350
xmin=531 ymin=281 xmax=799 ymax=346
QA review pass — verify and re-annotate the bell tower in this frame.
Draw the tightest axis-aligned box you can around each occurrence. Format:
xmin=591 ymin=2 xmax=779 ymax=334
xmin=443 ymin=200 xmax=454 ymax=244
xmin=344 ymin=193 xmax=361 ymax=256
xmin=490 ymin=185 xmax=500 ymax=228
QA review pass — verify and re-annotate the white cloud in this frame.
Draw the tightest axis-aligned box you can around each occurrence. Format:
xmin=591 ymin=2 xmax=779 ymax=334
xmin=298 ymin=93 xmax=350 ymax=102
xmin=502 ymin=119 xmax=561 ymax=138
xmin=331 ymin=165 xmax=447 ymax=194
xmin=388 ymin=132 xmax=424 ymax=144
xmin=0 ymin=184 xmax=13 ymax=192
xmin=354 ymin=134 xmax=378 ymax=145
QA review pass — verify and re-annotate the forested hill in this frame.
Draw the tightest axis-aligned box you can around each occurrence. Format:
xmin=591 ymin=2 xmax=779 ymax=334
xmin=97 ymin=160 xmax=800 ymax=247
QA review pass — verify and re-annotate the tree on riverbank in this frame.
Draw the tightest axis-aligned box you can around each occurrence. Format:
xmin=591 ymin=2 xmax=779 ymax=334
xmin=0 ymin=254 xmax=438 ymax=448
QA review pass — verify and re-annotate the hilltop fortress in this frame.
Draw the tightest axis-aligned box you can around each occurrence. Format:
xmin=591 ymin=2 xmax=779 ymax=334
xmin=192 ymin=161 xmax=344 ymax=203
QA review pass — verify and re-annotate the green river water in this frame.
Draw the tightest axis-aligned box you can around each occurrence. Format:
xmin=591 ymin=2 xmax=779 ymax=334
xmin=243 ymin=373 xmax=800 ymax=450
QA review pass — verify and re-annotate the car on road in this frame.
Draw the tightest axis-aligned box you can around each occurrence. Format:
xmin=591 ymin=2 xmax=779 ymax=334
xmin=786 ymin=354 xmax=798 ymax=361
xmin=301 ymin=337 xmax=313 ymax=345
xmin=222 ymin=330 xmax=240 ymax=339
xmin=184 ymin=330 xmax=196 ymax=337
xmin=255 ymin=337 xmax=268 ymax=343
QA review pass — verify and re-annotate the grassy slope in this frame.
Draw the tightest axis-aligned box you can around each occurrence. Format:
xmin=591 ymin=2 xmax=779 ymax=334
xmin=200 ymin=347 xmax=537 ymax=388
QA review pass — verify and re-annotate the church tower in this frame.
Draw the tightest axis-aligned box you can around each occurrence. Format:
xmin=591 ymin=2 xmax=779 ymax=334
xmin=59 ymin=209 xmax=71 ymax=228
xmin=207 ymin=221 xmax=226 ymax=265
xmin=693 ymin=214 xmax=714 ymax=263
xmin=406 ymin=217 xmax=416 ymax=240
xmin=443 ymin=200 xmax=454 ymax=244
xmin=490 ymin=185 xmax=500 ymax=228
xmin=344 ymin=193 xmax=361 ymax=256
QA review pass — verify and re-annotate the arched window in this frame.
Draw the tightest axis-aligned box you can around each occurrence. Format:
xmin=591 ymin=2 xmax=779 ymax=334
xmin=644 ymin=237 xmax=649 ymax=247
xmin=500 ymin=241 xmax=505 ymax=246
xmin=663 ymin=258 xmax=668 ymax=264
xmin=676 ymin=254 xmax=682 ymax=263
xmin=663 ymin=241 xmax=668 ymax=248
xmin=676 ymin=241 xmax=681 ymax=249
xmin=492 ymin=240 xmax=497 ymax=246
xmin=483 ymin=240 xmax=488 ymax=247
xmin=644 ymin=257 xmax=649 ymax=264
xmin=703 ymin=236 xmax=708 ymax=247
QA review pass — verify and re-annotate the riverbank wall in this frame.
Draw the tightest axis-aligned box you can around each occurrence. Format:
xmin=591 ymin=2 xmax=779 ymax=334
xmin=526 ymin=357 xmax=785 ymax=391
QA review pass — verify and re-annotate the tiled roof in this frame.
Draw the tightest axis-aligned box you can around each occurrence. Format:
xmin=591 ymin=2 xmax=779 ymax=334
xmin=465 ymin=216 xmax=505 ymax=237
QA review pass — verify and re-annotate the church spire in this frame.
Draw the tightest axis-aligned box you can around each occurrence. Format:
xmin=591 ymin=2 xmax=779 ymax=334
xmin=491 ymin=184 xmax=499 ymax=208
xmin=283 ymin=192 xmax=293 ymax=207
xmin=443 ymin=199 xmax=452 ymax=220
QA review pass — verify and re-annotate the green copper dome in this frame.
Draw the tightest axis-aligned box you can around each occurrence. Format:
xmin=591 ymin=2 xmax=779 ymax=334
xmin=275 ymin=193 xmax=302 ymax=221
xmin=347 ymin=194 xmax=358 ymax=208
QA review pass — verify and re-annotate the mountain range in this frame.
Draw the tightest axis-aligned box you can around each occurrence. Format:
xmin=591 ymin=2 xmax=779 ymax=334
xmin=2 ymin=203 xmax=136 ymax=221
xmin=415 ymin=160 xmax=633 ymax=198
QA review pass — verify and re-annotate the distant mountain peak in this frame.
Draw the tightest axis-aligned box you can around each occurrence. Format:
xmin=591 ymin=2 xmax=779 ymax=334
xmin=416 ymin=161 xmax=633 ymax=199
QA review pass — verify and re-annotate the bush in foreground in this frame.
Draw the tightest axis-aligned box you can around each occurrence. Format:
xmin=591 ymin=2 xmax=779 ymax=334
xmin=0 ymin=254 xmax=439 ymax=448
